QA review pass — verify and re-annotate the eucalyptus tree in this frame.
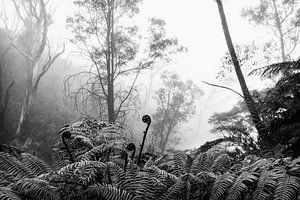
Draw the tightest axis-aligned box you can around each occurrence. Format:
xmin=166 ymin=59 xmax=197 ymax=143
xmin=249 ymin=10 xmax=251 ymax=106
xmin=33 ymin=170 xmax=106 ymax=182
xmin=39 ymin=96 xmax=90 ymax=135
xmin=0 ymin=0 xmax=65 ymax=140
xmin=66 ymin=0 xmax=183 ymax=123
xmin=242 ymin=0 xmax=300 ymax=62
xmin=151 ymin=71 xmax=202 ymax=153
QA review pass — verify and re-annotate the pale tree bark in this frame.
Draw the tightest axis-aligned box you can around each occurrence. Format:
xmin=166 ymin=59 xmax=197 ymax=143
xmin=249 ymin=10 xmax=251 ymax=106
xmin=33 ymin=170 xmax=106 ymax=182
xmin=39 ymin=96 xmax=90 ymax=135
xmin=271 ymin=0 xmax=286 ymax=62
xmin=215 ymin=0 xmax=265 ymax=143
xmin=5 ymin=0 xmax=65 ymax=140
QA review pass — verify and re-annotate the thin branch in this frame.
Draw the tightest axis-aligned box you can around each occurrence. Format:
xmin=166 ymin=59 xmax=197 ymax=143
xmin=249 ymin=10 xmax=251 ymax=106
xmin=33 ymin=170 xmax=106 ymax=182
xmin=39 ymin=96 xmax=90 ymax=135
xmin=33 ymin=43 xmax=65 ymax=90
xmin=202 ymin=81 xmax=244 ymax=98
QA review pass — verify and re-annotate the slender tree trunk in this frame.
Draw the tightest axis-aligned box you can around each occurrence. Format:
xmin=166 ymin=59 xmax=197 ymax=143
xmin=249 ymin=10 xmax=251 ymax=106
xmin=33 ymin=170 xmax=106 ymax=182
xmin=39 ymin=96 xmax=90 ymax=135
xmin=216 ymin=0 xmax=265 ymax=142
xmin=106 ymin=1 xmax=115 ymax=123
xmin=15 ymin=60 xmax=34 ymax=137
xmin=0 ymin=46 xmax=12 ymax=133
xmin=271 ymin=0 xmax=286 ymax=61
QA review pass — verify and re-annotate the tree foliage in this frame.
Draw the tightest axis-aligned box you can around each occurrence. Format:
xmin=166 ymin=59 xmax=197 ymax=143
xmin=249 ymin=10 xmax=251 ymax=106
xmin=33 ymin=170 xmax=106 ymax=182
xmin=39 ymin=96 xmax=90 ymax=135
xmin=242 ymin=0 xmax=300 ymax=61
xmin=65 ymin=0 xmax=184 ymax=123
xmin=150 ymin=71 xmax=202 ymax=153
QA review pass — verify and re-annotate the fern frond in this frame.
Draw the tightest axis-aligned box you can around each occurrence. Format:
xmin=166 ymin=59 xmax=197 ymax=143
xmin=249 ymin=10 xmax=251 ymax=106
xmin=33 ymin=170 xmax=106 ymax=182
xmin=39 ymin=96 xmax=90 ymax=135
xmin=50 ymin=149 xmax=70 ymax=170
xmin=253 ymin=170 xmax=278 ymax=200
xmin=209 ymin=173 xmax=236 ymax=200
xmin=274 ymin=175 xmax=300 ymax=200
xmin=107 ymin=161 xmax=126 ymax=184
xmin=79 ymin=144 xmax=107 ymax=161
xmin=242 ymin=158 xmax=272 ymax=173
xmin=248 ymin=60 xmax=299 ymax=78
xmin=226 ymin=171 xmax=258 ymax=200
xmin=0 ymin=152 xmax=34 ymax=179
xmin=20 ymin=153 xmax=52 ymax=176
xmin=159 ymin=175 xmax=189 ymax=200
xmin=116 ymin=161 xmax=142 ymax=196
xmin=144 ymin=166 xmax=178 ymax=190
xmin=211 ymin=154 xmax=232 ymax=174
xmin=50 ymin=161 xmax=108 ymax=186
xmin=0 ymin=170 xmax=18 ymax=187
xmin=134 ymin=172 xmax=167 ymax=199
xmin=0 ymin=187 xmax=21 ymax=200
xmin=191 ymin=152 xmax=210 ymax=174
xmin=171 ymin=152 xmax=188 ymax=176
xmin=10 ymin=178 xmax=58 ymax=200
xmin=86 ymin=183 xmax=134 ymax=200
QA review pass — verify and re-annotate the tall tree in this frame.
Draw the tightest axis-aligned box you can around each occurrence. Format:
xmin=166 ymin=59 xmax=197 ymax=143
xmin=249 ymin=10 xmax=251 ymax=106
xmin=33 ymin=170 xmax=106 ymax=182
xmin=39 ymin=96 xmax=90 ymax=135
xmin=0 ymin=36 xmax=14 ymax=142
xmin=66 ymin=0 xmax=183 ymax=123
xmin=215 ymin=0 xmax=265 ymax=144
xmin=0 ymin=0 xmax=65 ymax=140
xmin=150 ymin=71 xmax=202 ymax=153
xmin=242 ymin=0 xmax=300 ymax=62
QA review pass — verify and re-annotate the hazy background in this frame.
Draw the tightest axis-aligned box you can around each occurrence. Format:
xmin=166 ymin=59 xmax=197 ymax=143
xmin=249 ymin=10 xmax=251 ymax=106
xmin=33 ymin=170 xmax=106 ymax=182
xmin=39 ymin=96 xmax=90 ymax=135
xmin=1 ymin=0 xmax=294 ymax=153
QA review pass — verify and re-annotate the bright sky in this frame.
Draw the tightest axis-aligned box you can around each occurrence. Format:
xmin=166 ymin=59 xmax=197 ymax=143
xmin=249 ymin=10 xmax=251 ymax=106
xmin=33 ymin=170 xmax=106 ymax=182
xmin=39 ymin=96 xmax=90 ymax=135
xmin=49 ymin=0 xmax=269 ymax=149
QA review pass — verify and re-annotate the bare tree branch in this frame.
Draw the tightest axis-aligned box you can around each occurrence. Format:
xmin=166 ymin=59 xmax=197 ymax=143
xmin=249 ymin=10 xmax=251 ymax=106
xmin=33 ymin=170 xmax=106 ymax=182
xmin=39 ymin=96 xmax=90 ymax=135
xmin=202 ymin=81 xmax=244 ymax=98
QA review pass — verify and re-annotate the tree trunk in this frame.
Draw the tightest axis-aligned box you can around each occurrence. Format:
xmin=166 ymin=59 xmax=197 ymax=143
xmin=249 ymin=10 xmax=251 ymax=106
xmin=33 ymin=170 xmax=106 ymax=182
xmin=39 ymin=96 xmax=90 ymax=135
xmin=271 ymin=0 xmax=286 ymax=61
xmin=15 ymin=60 xmax=34 ymax=138
xmin=216 ymin=0 xmax=265 ymax=143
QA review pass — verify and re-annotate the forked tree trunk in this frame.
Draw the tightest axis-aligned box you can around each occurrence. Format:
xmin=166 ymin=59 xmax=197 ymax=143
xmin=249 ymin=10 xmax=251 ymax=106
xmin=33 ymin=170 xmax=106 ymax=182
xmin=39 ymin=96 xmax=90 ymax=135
xmin=215 ymin=0 xmax=265 ymax=143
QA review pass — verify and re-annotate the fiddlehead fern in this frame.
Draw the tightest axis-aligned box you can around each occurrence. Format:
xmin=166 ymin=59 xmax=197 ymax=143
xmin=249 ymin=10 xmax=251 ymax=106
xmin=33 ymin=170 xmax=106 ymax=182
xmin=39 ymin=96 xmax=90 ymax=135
xmin=138 ymin=115 xmax=151 ymax=166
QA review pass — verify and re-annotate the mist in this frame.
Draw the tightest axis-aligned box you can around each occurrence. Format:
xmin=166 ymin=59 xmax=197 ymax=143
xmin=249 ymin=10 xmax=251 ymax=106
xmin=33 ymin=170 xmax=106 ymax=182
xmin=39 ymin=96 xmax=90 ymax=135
xmin=1 ymin=0 xmax=299 ymax=158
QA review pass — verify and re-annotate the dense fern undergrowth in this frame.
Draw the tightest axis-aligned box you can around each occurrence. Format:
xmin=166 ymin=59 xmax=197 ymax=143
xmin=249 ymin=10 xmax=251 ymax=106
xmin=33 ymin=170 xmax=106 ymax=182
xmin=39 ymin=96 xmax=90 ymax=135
xmin=0 ymin=119 xmax=300 ymax=200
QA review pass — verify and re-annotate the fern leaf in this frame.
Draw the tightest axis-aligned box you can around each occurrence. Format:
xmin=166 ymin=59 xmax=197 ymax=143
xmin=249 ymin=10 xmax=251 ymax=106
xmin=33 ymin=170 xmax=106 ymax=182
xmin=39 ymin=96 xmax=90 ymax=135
xmin=10 ymin=178 xmax=58 ymax=200
xmin=50 ymin=161 xmax=108 ymax=186
xmin=0 ymin=170 xmax=18 ymax=187
xmin=171 ymin=152 xmax=188 ymax=176
xmin=211 ymin=154 xmax=232 ymax=174
xmin=242 ymin=158 xmax=272 ymax=173
xmin=191 ymin=152 xmax=210 ymax=174
xmin=248 ymin=60 xmax=297 ymax=78
xmin=209 ymin=173 xmax=236 ymax=200
xmin=87 ymin=183 xmax=134 ymax=200
xmin=0 ymin=187 xmax=21 ymax=200
xmin=0 ymin=152 xmax=34 ymax=179
xmin=226 ymin=171 xmax=258 ymax=200
xmin=20 ymin=153 xmax=52 ymax=176
xmin=274 ymin=175 xmax=300 ymax=200
xmin=144 ymin=166 xmax=178 ymax=189
xmin=159 ymin=176 xmax=189 ymax=200
xmin=253 ymin=170 xmax=278 ymax=200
